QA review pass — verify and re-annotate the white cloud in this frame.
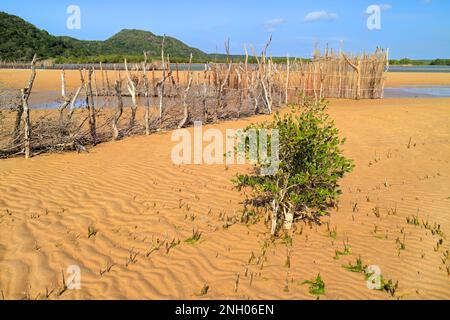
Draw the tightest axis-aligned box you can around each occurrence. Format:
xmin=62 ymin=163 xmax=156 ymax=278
xmin=304 ymin=10 xmax=338 ymax=22
xmin=264 ymin=18 xmax=285 ymax=31
xmin=380 ymin=3 xmax=392 ymax=11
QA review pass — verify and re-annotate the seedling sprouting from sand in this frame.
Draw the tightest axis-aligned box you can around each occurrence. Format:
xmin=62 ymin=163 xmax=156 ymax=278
xmin=377 ymin=277 xmax=398 ymax=297
xmin=185 ymin=229 xmax=202 ymax=244
xmin=343 ymin=256 xmax=367 ymax=273
xmin=334 ymin=240 xmax=352 ymax=260
xmin=57 ymin=270 xmax=68 ymax=296
xmin=197 ymin=284 xmax=209 ymax=296
xmin=372 ymin=206 xmax=381 ymax=218
xmin=285 ymin=248 xmax=291 ymax=268
xmin=302 ymin=273 xmax=325 ymax=297
xmin=248 ymin=251 xmax=256 ymax=264
xmin=407 ymin=137 xmax=416 ymax=149
xmin=281 ymin=233 xmax=293 ymax=247
xmin=441 ymin=250 xmax=449 ymax=265
xmin=234 ymin=273 xmax=240 ymax=292
xmin=373 ymin=225 xmax=388 ymax=240
xmin=100 ymin=261 xmax=115 ymax=276
xmin=284 ymin=273 xmax=290 ymax=293
xmin=146 ymin=239 xmax=164 ymax=257
xmin=342 ymin=258 xmax=399 ymax=297
xmin=126 ymin=250 xmax=138 ymax=267
xmin=87 ymin=225 xmax=98 ymax=238
xmin=326 ymin=224 xmax=337 ymax=240
xmin=34 ymin=241 xmax=41 ymax=251
xmin=434 ymin=238 xmax=444 ymax=252
xmin=165 ymin=238 xmax=181 ymax=253
xmin=406 ymin=214 xmax=420 ymax=226
xmin=387 ymin=205 xmax=397 ymax=216
xmin=396 ymin=235 xmax=406 ymax=255
xmin=240 ymin=207 xmax=259 ymax=225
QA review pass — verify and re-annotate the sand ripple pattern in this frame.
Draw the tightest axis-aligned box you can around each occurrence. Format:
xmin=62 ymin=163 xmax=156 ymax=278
xmin=0 ymin=98 xmax=449 ymax=300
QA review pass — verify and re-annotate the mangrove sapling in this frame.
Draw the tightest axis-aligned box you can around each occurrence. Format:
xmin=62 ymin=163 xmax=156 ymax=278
xmin=87 ymin=225 xmax=98 ymax=238
xmin=234 ymin=273 xmax=240 ymax=292
xmin=165 ymin=238 xmax=181 ymax=253
xmin=406 ymin=214 xmax=420 ymax=226
xmin=198 ymin=284 xmax=209 ymax=296
xmin=326 ymin=224 xmax=337 ymax=239
xmin=126 ymin=250 xmax=138 ymax=266
xmin=377 ymin=277 xmax=398 ymax=297
xmin=100 ymin=261 xmax=115 ymax=276
xmin=302 ymin=273 xmax=325 ymax=297
xmin=234 ymin=99 xmax=354 ymax=235
xmin=441 ymin=250 xmax=449 ymax=265
xmin=185 ymin=229 xmax=202 ymax=244
xmin=343 ymin=256 xmax=367 ymax=273
xmin=396 ymin=235 xmax=406 ymax=255
xmin=372 ymin=206 xmax=381 ymax=218
xmin=57 ymin=270 xmax=68 ymax=296
xmin=434 ymin=238 xmax=444 ymax=252
xmin=334 ymin=240 xmax=352 ymax=260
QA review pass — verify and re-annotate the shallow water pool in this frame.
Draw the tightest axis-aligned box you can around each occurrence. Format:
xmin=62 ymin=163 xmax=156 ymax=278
xmin=384 ymin=85 xmax=450 ymax=98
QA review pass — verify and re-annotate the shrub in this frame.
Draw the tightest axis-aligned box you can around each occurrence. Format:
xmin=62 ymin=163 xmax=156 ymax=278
xmin=234 ymin=98 xmax=354 ymax=235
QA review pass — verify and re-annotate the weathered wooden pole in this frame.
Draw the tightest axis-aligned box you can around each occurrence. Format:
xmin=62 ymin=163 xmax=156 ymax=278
xmin=21 ymin=54 xmax=37 ymax=158
xmin=112 ymin=80 xmax=123 ymax=140
xmin=158 ymin=35 xmax=166 ymax=128
xmin=84 ymin=68 xmax=97 ymax=144
xmin=124 ymin=59 xmax=138 ymax=130
xmin=178 ymin=53 xmax=193 ymax=129
xmin=285 ymin=54 xmax=290 ymax=105
xmin=142 ymin=51 xmax=151 ymax=135
xmin=344 ymin=54 xmax=362 ymax=100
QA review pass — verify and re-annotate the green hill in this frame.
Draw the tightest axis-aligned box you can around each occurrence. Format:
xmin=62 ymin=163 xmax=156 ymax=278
xmin=0 ymin=11 xmax=207 ymax=62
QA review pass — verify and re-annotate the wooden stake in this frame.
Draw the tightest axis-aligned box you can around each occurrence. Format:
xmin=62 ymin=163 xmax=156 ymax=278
xmin=178 ymin=53 xmax=193 ymax=129
xmin=124 ymin=59 xmax=138 ymax=130
xmin=112 ymin=80 xmax=123 ymax=140
xmin=21 ymin=54 xmax=37 ymax=158
xmin=142 ymin=51 xmax=151 ymax=135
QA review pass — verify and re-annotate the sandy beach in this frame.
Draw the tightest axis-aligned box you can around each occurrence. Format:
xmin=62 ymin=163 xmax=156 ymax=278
xmin=0 ymin=70 xmax=449 ymax=300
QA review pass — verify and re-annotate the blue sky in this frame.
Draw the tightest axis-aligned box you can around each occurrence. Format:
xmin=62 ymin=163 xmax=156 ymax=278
xmin=1 ymin=0 xmax=449 ymax=59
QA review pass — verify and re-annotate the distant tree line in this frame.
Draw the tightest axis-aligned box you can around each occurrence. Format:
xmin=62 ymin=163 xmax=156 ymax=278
xmin=389 ymin=58 xmax=450 ymax=66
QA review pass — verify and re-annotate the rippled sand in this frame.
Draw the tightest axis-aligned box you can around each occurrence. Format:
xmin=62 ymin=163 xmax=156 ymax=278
xmin=0 ymin=69 xmax=449 ymax=300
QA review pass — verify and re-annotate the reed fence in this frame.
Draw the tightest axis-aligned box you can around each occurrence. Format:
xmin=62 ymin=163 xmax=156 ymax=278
xmin=0 ymin=41 xmax=388 ymax=159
